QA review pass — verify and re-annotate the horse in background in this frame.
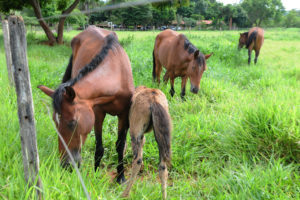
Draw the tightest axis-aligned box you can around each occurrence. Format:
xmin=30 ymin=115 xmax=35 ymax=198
xmin=38 ymin=26 xmax=134 ymax=183
xmin=238 ymin=27 xmax=264 ymax=64
xmin=122 ymin=86 xmax=171 ymax=200
xmin=153 ymin=29 xmax=212 ymax=99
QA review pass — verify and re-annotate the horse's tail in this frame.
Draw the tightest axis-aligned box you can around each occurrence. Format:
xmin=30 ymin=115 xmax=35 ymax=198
xmin=152 ymin=50 xmax=156 ymax=81
xmin=246 ymin=31 xmax=258 ymax=48
xmin=151 ymin=102 xmax=171 ymax=165
xmin=62 ymin=54 xmax=73 ymax=83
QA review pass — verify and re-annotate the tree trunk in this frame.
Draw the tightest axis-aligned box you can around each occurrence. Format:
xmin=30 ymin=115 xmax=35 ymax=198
xmin=257 ymin=18 xmax=262 ymax=27
xmin=57 ymin=0 xmax=80 ymax=44
xmin=29 ymin=0 xmax=56 ymax=45
xmin=229 ymin=17 xmax=232 ymax=30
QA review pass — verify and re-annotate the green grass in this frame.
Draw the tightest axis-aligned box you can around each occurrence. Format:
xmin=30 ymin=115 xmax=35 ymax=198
xmin=0 ymin=28 xmax=299 ymax=199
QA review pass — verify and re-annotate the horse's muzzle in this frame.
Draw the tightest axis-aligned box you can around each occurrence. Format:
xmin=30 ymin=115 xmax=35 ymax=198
xmin=190 ymin=86 xmax=199 ymax=94
xmin=61 ymin=149 xmax=81 ymax=170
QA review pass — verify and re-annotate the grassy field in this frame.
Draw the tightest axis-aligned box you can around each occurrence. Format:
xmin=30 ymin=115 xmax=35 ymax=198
xmin=0 ymin=28 xmax=299 ymax=199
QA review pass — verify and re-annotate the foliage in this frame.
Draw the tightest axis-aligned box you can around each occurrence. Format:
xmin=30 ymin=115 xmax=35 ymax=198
xmin=284 ymin=9 xmax=300 ymax=28
xmin=152 ymin=7 xmax=175 ymax=27
xmin=0 ymin=0 xmax=29 ymax=13
xmin=242 ymin=0 xmax=284 ymax=26
xmin=183 ymin=17 xmax=196 ymax=27
xmin=121 ymin=5 xmax=153 ymax=27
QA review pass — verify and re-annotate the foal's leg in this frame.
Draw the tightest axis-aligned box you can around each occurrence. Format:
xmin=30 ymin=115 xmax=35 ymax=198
xmin=254 ymin=49 xmax=260 ymax=64
xmin=248 ymin=48 xmax=252 ymax=65
xmin=122 ymin=134 xmax=145 ymax=197
xmin=163 ymin=71 xmax=169 ymax=84
xmin=116 ymin=113 xmax=129 ymax=184
xmin=155 ymin=60 xmax=163 ymax=84
xmin=180 ymin=76 xmax=187 ymax=100
xmin=169 ymin=78 xmax=175 ymax=97
xmin=159 ymin=160 xmax=168 ymax=200
xmin=94 ymin=109 xmax=106 ymax=171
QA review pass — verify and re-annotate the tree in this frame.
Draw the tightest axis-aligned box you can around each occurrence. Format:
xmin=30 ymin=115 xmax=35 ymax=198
xmin=222 ymin=4 xmax=236 ymax=29
xmin=121 ymin=5 xmax=152 ymax=29
xmin=152 ymin=7 xmax=175 ymax=27
xmin=176 ymin=6 xmax=193 ymax=18
xmin=284 ymin=9 xmax=300 ymax=28
xmin=183 ymin=17 xmax=196 ymax=29
xmin=0 ymin=0 xmax=80 ymax=45
xmin=242 ymin=0 xmax=284 ymax=26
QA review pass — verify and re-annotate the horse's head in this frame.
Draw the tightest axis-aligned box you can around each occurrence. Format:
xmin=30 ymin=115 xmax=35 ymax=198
xmin=38 ymin=85 xmax=95 ymax=169
xmin=187 ymin=51 xmax=213 ymax=94
xmin=238 ymin=32 xmax=248 ymax=49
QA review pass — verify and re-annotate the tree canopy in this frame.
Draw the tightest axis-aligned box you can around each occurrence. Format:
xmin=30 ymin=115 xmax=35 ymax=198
xmin=242 ymin=0 xmax=284 ymax=26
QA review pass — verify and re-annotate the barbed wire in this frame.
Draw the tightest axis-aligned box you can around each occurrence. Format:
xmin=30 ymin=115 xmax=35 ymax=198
xmin=31 ymin=0 xmax=172 ymax=22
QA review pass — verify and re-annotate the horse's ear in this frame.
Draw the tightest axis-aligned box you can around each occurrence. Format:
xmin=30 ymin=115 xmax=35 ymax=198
xmin=194 ymin=50 xmax=199 ymax=59
xmin=205 ymin=53 xmax=213 ymax=60
xmin=65 ymin=86 xmax=76 ymax=102
xmin=37 ymin=85 xmax=54 ymax=97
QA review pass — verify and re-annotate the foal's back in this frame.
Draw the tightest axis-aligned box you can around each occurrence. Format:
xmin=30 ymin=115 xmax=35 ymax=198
xmin=129 ymin=86 xmax=169 ymax=133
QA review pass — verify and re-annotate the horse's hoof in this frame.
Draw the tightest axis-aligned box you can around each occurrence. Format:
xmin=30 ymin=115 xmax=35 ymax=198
xmin=121 ymin=192 xmax=129 ymax=198
xmin=117 ymin=175 xmax=126 ymax=184
xmin=170 ymin=89 xmax=175 ymax=97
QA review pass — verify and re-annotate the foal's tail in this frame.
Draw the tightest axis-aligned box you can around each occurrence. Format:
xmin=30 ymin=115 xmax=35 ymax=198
xmin=151 ymin=102 xmax=171 ymax=165
xmin=152 ymin=50 xmax=156 ymax=81
xmin=246 ymin=31 xmax=258 ymax=48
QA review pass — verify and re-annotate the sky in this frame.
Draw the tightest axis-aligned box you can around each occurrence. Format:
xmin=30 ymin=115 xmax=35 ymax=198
xmin=217 ymin=0 xmax=300 ymax=11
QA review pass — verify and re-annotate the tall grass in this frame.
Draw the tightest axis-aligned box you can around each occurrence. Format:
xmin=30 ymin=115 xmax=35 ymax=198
xmin=0 ymin=28 xmax=299 ymax=199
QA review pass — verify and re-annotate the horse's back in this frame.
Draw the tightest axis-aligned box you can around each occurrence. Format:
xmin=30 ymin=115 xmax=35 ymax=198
xmin=70 ymin=26 xmax=134 ymax=114
xmin=249 ymin=27 xmax=264 ymax=50
xmin=154 ymin=29 xmax=185 ymax=67
xmin=71 ymin=26 xmax=117 ymax=77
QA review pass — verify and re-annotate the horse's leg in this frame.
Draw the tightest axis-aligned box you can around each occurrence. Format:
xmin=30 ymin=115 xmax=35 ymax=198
xmin=116 ymin=113 xmax=129 ymax=184
xmin=122 ymin=135 xmax=145 ymax=197
xmin=94 ymin=109 xmax=106 ymax=171
xmin=254 ymin=49 xmax=260 ymax=64
xmin=155 ymin=61 xmax=163 ymax=85
xmin=248 ymin=48 xmax=252 ymax=65
xmin=163 ymin=71 xmax=169 ymax=84
xmin=180 ymin=76 xmax=187 ymax=100
xmin=159 ymin=159 xmax=168 ymax=200
xmin=169 ymin=78 xmax=175 ymax=97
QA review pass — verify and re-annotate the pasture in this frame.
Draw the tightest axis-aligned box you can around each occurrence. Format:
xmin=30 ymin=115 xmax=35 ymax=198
xmin=0 ymin=28 xmax=299 ymax=199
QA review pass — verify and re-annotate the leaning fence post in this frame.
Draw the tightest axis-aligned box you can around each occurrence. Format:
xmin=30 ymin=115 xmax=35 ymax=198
xmin=2 ymin=19 xmax=14 ymax=86
xmin=8 ymin=16 xmax=42 ymax=199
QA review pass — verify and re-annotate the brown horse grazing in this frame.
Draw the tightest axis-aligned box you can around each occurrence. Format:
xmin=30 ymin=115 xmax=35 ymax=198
xmin=122 ymin=86 xmax=171 ymax=200
xmin=238 ymin=27 xmax=264 ymax=65
xmin=153 ymin=29 xmax=212 ymax=99
xmin=38 ymin=26 xmax=134 ymax=183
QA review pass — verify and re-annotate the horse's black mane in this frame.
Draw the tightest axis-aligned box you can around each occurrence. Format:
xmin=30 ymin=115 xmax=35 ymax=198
xmin=246 ymin=31 xmax=257 ymax=48
xmin=53 ymin=33 xmax=119 ymax=114
xmin=62 ymin=54 xmax=73 ymax=83
xmin=183 ymin=35 xmax=205 ymax=66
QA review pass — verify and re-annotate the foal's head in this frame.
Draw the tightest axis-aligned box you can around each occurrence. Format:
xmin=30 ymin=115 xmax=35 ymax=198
xmin=238 ymin=32 xmax=248 ymax=49
xmin=38 ymin=85 xmax=95 ymax=168
xmin=187 ymin=51 xmax=212 ymax=94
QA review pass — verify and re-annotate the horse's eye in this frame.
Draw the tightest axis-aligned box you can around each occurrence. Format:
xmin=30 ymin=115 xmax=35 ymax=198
xmin=67 ymin=120 xmax=77 ymax=130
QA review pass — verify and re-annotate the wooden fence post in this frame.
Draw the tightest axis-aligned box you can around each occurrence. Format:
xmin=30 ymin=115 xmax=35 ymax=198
xmin=8 ymin=16 xmax=42 ymax=199
xmin=2 ymin=19 xmax=14 ymax=86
